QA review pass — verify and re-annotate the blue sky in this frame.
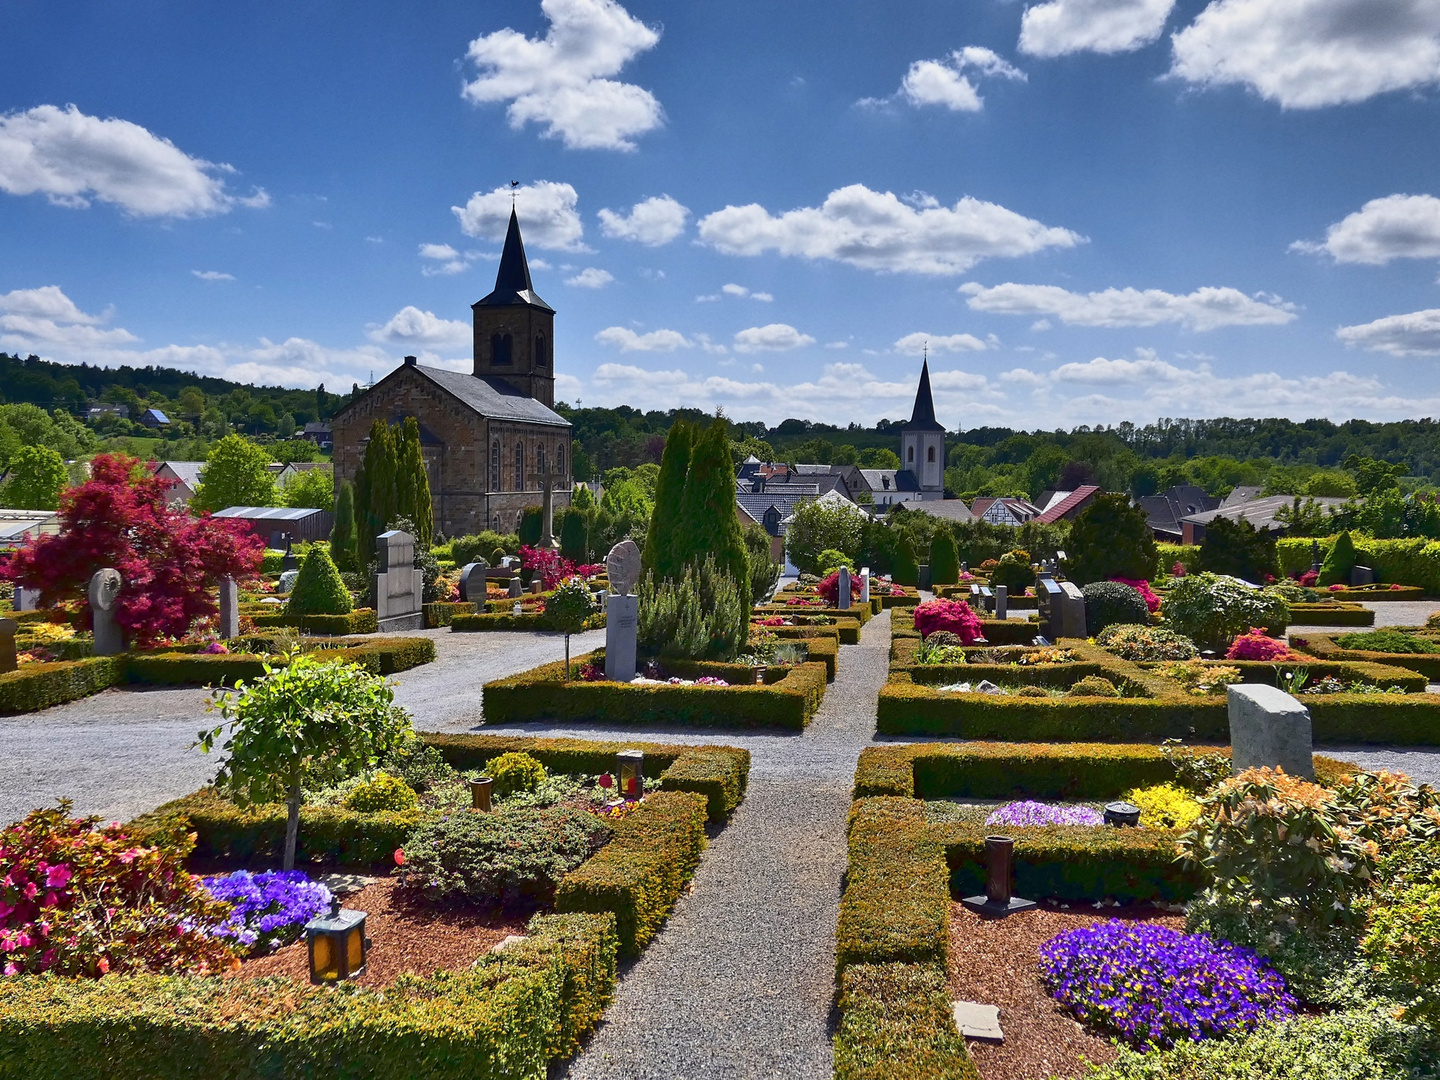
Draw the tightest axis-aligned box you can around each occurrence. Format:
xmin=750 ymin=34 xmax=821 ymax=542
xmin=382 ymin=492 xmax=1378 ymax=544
xmin=4 ymin=0 xmax=1440 ymax=428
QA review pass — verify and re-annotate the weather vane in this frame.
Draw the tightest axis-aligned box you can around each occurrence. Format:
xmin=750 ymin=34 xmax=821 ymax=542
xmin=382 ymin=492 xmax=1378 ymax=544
xmin=510 ymin=180 xmax=520 ymax=204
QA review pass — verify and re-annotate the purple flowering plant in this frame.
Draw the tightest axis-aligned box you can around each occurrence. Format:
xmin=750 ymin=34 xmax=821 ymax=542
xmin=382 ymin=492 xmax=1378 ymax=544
xmin=202 ymin=870 xmax=332 ymax=953
xmin=1039 ymin=920 xmax=1296 ymax=1047
xmin=985 ymin=801 xmax=1104 ymax=828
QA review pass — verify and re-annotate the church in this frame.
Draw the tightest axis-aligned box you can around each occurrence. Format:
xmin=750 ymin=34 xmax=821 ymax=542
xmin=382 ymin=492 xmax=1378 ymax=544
xmin=331 ymin=210 xmax=572 ymax=539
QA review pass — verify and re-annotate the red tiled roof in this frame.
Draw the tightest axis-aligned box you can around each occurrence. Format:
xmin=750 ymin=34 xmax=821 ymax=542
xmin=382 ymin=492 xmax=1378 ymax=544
xmin=969 ymin=497 xmax=998 ymax=517
xmin=1035 ymin=485 xmax=1101 ymax=524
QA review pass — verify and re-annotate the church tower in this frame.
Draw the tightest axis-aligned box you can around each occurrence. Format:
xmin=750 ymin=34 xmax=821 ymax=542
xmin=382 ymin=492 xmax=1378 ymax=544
xmin=472 ymin=208 xmax=556 ymax=407
xmin=900 ymin=359 xmax=946 ymax=499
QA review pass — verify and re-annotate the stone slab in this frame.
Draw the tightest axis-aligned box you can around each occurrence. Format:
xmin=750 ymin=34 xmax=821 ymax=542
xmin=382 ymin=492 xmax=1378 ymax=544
xmin=952 ymin=1000 xmax=1004 ymax=1041
xmin=606 ymin=594 xmax=639 ymax=683
xmin=376 ymin=612 xmax=424 ymax=633
xmin=1228 ymin=683 xmax=1314 ymax=780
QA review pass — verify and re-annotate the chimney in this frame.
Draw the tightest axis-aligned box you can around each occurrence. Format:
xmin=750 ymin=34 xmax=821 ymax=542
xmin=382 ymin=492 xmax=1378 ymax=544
xmin=403 ymin=355 xmax=417 ymax=366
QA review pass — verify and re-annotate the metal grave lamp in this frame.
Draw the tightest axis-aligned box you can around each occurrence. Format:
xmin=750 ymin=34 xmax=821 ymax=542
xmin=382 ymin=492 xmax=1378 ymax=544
xmin=305 ymin=897 xmax=370 ymax=984
xmin=470 ymin=775 xmax=494 ymax=812
xmin=616 ymin=749 xmax=645 ymax=800
xmin=1104 ymin=801 xmax=1141 ymax=828
xmin=961 ymin=836 xmax=1037 ymax=918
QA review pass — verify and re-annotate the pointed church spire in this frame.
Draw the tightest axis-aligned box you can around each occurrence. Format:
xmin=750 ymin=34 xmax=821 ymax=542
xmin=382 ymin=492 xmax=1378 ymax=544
xmin=904 ymin=358 xmax=944 ymax=432
xmin=475 ymin=207 xmax=554 ymax=312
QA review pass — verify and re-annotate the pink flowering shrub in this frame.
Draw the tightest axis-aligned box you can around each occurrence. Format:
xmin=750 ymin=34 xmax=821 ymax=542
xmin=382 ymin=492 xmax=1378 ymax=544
xmin=1328 ymin=583 xmax=1346 ymax=592
xmin=816 ymin=570 xmax=863 ymax=605
xmin=1171 ymin=562 xmax=1187 ymax=577
xmin=1224 ymin=628 xmax=1300 ymax=662
xmin=753 ymin=615 xmax=787 ymax=627
xmin=785 ymin=596 xmax=825 ymax=607
xmin=1295 ymin=570 xmax=1319 ymax=587
xmin=913 ymin=598 xmax=983 ymax=644
xmin=1110 ymin=577 xmax=1161 ymax=613
xmin=518 ymin=545 xmax=580 ymax=590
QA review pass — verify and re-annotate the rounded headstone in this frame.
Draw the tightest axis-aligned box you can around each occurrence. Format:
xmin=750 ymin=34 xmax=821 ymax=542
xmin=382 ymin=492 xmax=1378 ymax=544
xmin=458 ymin=560 xmax=488 ymax=602
xmin=88 ymin=568 xmax=122 ymax=611
xmin=278 ymin=569 xmax=300 ymax=594
xmin=606 ymin=540 xmax=642 ymax=596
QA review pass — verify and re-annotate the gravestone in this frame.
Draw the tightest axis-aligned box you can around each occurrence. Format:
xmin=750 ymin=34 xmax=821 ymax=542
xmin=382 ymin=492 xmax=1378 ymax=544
xmin=1055 ymin=582 xmax=1087 ymax=638
xmin=218 ymin=576 xmax=239 ymax=640
xmin=918 ymin=563 xmax=932 ymax=590
xmin=458 ymin=561 xmax=488 ymax=604
xmin=994 ymin=584 xmax=1008 ymax=620
xmin=14 ymin=586 xmax=40 ymax=612
xmin=373 ymin=530 xmax=422 ymax=631
xmin=0 ymin=617 xmax=16 ymax=674
xmin=952 ymin=1001 xmax=1003 ymax=1041
xmin=88 ymin=568 xmax=125 ymax=655
xmin=277 ymin=569 xmax=299 ymax=594
xmin=1228 ymin=684 xmax=1314 ymax=780
xmin=859 ymin=567 xmax=871 ymax=605
xmin=508 ymin=576 xmax=523 ymax=599
xmin=836 ymin=566 xmax=851 ymax=610
xmin=605 ymin=540 xmax=642 ymax=683
xmin=1350 ymin=565 xmax=1375 ymax=586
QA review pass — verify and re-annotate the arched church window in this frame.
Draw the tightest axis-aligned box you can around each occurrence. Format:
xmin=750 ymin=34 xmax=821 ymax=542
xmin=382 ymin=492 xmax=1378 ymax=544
xmin=492 ymin=515 xmax=500 ymax=531
xmin=492 ymin=333 xmax=512 ymax=365
xmin=907 ymin=446 xmax=914 ymax=463
xmin=927 ymin=446 xmax=936 ymax=463
xmin=558 ymin=444 xmax=565 ymax=477
xmin=537 ymin=444 xmax=547 ymax=479
xmin=490 ymin=440 xmax=501 ymax=490
xmin=514 ymin=441 xmax=524 ymax=489
xmin=535 ymin=335 xmax=547 ymax=367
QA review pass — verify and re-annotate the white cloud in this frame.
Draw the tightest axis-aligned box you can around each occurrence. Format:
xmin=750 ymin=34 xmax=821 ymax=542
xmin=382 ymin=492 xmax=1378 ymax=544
xmin=959 ymin=281 xmax=1298 ymax=330
xmin=0 ymin=285 xmax=103 ymax=324
xmin=419 ymin=243 xmax=460 ymax=260
xmin=452 ymin=180 xmax=587 ymax=250
xmin=462 ymin=0 xmax=663 ymax=150
xmin=364 ymin=306 xmax=472 ymax=350
xmin=0 ymin=104 xmax=267 ymax=218
xmin=733 ymin=323 xmax=816 ymax=352
xmin=698 ymin=184 xmax=1082 ymax=276
xmin=1019 ymin=0 xmax=1177 ymax=57
xmin=566 ymin=267 xmax=614 ymax=288
xmin=192 ymin=270 xmax=235 ymax=282
xmin=893 ymin=332 xmax=990 ymax=354
xmin=1294 ymin=194 xmax=1440 ymax=264
xmin=597 ymin=194 xmax=688 ymax=244
xmin=1337 ymin=308 xmax=1440 ymax=356
xmin=595 ymin=326 xmax=691 ymax=351
xmin=418 ymin=242 xmax=472 ymax=276
xmin=0 ymin=286 xmax=134 ymax=351
xmin=862 ymin=47 xmax=1025 ymax=112
xmin=1169 ymin=0 xmax=1440 ymax=109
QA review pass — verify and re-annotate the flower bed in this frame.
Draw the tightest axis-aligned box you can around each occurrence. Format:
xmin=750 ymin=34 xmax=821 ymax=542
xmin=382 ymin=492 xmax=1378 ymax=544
xmin=1294 ymin=630 xmax=1440 ymax=680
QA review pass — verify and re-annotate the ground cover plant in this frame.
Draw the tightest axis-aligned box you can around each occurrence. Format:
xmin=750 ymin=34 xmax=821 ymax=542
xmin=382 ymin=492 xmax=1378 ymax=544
xmin=202 ymin=869 xmax=332 ymax=953
xmin=1335 ymin=629 xmax=1440 ymax=654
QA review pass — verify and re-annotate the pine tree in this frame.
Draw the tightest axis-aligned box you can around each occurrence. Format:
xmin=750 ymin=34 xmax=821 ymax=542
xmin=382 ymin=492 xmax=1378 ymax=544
xmin=676 ymin=420 xmax=748 ymax=591
xmin=929 ymin=529 xmax=960 ymax=586
xmin=1066 ymin=493 xmax=1159 ymax=585
xmin=330 ymin=480 xmax=357 ymax=572
xmin=892 ymin=535 xmax=919 ymax=586
xmin=642 ymin=419 xmax=692 ymax=581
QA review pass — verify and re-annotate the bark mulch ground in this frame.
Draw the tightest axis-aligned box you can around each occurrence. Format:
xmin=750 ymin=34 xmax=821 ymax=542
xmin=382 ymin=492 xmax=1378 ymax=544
xmin=229 ymin=877 xmax=529 ymax=988
xmin=948 ymin=902 xmax=1185 ymax=1080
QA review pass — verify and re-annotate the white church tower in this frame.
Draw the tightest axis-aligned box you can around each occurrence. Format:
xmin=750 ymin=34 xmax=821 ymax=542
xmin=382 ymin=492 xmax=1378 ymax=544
xmin=899 ymin=358 xmax=945 ymax=500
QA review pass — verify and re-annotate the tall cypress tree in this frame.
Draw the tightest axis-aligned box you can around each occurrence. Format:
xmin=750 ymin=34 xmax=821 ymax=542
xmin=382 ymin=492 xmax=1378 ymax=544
xmin=676 ymin=419 xmax=749 ymax=595
xmin=642 ymin=419 xmax=693 ymax=582
xmin=354 ymin=418 xmax=397 ymax=565
xmin=399 ymin=417 xmax=433 ymax=548
xmin=330 ymin=479 xmax=358 ymax=572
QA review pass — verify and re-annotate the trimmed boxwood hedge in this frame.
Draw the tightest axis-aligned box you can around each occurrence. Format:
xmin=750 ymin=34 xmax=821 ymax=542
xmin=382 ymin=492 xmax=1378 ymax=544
xmin=1293 ymin=632 xmax=1440 ymax=680
xmin=1325 ymin=584 xmax=1426 ymax=601
xmin=0 ymin=910 xmax=617 ymax=1080
xmin=482 ymin=650 xmax=828 ymax=730
xmin=0 ymin=656 xmax=124 ymax=715
xmin=891 ymin=618 xmax=1041 ymax=647
xmin=1286 ymin=602 xmax=1375 ymax=627
xmin=421 ymin=733 xmax=750 ymax=823
xmin=557 ymin=789 xmax=708 ymax=957
xmin=834 ymin=962 xmax=978 ymax=1080
xmin=424 ymin=601 xmax=477 ymax=628
xmin=250 ymin=608 xmax=379 ymax=635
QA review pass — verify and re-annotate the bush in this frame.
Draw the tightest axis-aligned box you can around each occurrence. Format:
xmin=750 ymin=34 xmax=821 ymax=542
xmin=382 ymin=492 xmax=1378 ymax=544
xmin=1162 ymin=573 xmax=1289 ymax=650
xmin=816 ymin=569 xmax=863 ymax=605
xmin=0 ymin=802 xmax=237 ymax=977
xmin=1083 ymin=581 xmax=1151 ymax=634
xmin=286 ymin=543 xmax=353 ymax=616
xmin=1096 ymin=624 xmax=1198 ymax=662
xmin=485 ymin=751 xmax=547 ymax=796
xmin=1123 ymin=783 xmax=1203 ymax=830
xmin=1225 ymin=629 xmax=1299 ymax=661
xmin=891 ymin=535 xmax=919 ymax=587
xmin=834 ymin=962 xmax=978 ymax=1080
xmin=1199 ymin=515 xmax=1279 ymax=583
xmin=380 ymin=735 xmax=459 ymax=792
xmin=201 ymin=869 xmax=331 ymax=953
xmin=928 ymin=530 xmax=959 ymax=586
xmin=1040 ymin=921 xmax=1295 ymax=1047
xmin=1068 ymin=675 xmax=1119 ymax=697
xmin=912 ymin=598 xmax=983 ymax=643
xmin=1362 ymin=840 xmax=1440 ymax=1025
xmin=989 ymin=551 xmax=1035 ymax=593
xmin=1335 ymin=629 xmax=1440 ymax=654
xmin=637 ymin=556 xmax=746 ymax=661
xmin=400 ymin=806 xmax=611 ymax=908
xmin=341 ymin=772 xmax=418 ymax=813
xmin=1067 ymin=493 xmax=1158 ymax=585
xmin=818 ymin=548 xmax=853 ymax=573
xmin=0 ymin=657 xmax=124 ymax=715
xmin=1318 ymin=529 xmax=1356 ymax=587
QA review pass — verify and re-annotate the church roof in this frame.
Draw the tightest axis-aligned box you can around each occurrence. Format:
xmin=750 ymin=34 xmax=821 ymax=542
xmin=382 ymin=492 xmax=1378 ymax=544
xmin=902 ymin=360 xmax=945 ymax=433
xmin=474 ymin=208 xmax=554 ymax=313
xmin=414 ymin=364 xmax=570 ymax=428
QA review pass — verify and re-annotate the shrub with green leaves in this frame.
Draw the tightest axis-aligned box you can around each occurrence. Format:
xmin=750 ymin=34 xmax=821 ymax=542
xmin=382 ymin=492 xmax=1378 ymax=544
xmin=1066 ymin=493 xmax=1158 ymax=585
xmin=398 ymin=806 xmax=611 ymax=908
xmin=341 ymin=772 xmax=418 ymax=813
xmin=818 ymin=548 xmax=854 ymax=574
xmin=484 ymin=751 xmax=547 ymax=796
xmin=1123 ymin=783 xmax=1202 ymax=830
xmin=1362 ymin=840 xmax=1440 ymax=1026
xmin=379 ymin=735 xmax=459 ymax=792
xmin=1082 ymin=581 xmax=1151 ymax=634
xmin=1335 ymin=629 xmax=1440 ymax=654
xmin=284 ymin=543 xmax=354 ymax=617
xmin=1068 ymin=675 xmax=1119 ymax=697
xmin=928 ymin=531 xmax=959 ymax=586
xmin=1318 ymin=530 xmax=1357 ymax=587
xmin=1161 ymin=572 xmax=1288 ymax=650
xmin=989 ymin=550 xmax=1035 ymax=593
xmin=1096 ymin=624 xmax=1199 ymax=662
xmin=1199 ymin=515 xmax=1280 ymax=583
xmin=637 ymin=556 xmax=746 ymax=661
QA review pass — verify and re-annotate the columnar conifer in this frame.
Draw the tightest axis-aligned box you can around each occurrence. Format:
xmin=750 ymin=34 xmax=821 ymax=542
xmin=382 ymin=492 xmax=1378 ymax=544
xmin=643 ymin=419 xmax=692 ymax=581
xmin=330 ymin=480 xmax=357 ymax=572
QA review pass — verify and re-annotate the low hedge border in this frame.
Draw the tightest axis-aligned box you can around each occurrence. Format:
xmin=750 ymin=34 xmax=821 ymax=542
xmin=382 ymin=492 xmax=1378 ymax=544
xmin=0 ymin=909 xmax=617 ymax=1080
xmin=1286 ymin=602 xmax=1375 ymax=627
xmin=1324 ymin=584 xmax=1426 ymax=601
xmin=250 ymin=608 xmax=380 ymax=635
xmin=834 ymin=962 xmax=978 ymax=1080
xmin=853 ymin=741 xmax=1358 ymax=800
xmin=13 ymin=636 xmax=93 ymax=661
xmin=420 ymin=733 xmax=750 ymax=822
xmin=481 ymin=649 xmax=828 ymax=730
xmin=557 ymin=789 xmax=708 ymax=957
xmin=892 ymin=618 xmax=1041 ymax=647
xmin=451 ymin=612 xmax=606 ymax=632
xmin=1292 ymin=633 xmax=1440 ymax=680
xmin=424 ymin=601 xmax=477 ymax=628
xmin=0 ymin=656 xmax=124 ymax=715
xmin=755 ymin=602 xmax=873 ymax=631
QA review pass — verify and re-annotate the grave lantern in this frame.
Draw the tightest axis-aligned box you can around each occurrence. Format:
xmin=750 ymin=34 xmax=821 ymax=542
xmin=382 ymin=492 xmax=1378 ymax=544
xmin=1104 ymin=801 xmax=1141 ymax=827
xmin=305 ymin=897 xmax=370 ymax=984
xmin=960 ymin=835 xmax=1037 ymax=918
xmin=616 ymin=749 xmax=644 ymax=800
xmin=470 ymin=776 xmax=494 ymax=812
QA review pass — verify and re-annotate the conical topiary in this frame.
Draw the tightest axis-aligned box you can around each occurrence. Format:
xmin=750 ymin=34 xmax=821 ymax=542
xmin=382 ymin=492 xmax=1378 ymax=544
xmin=1317 ymin=530 xmax=1357 ymax=587
xmin=286 ymin=544 xmax=354 ymax=616
xmin=330 ymin=480 xmax=357 ymax=572
xmin=929 ymin=530 xmax=960 ymax=586
xmin=643 ymin=419 xmax=692 ymax=581
xmin=892 ymin=535 xmax=919 ymax=587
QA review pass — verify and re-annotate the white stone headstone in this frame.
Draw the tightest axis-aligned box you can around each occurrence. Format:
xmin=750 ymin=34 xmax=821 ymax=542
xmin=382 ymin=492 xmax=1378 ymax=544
xmin=1228 ymin=684 xmax=1314 ymax=780
xmin=860 ymin=569 xmax=871 ymax=604
xmin=605 ymin=594 xmax=639 ymax=683
xmin=606 ymin=540 xmax=643 ymax=596
xmin=88 ymin=568 xmax=125 ymax=655
xmin=508 ymin=576 xmax=523 ymax=599
xmin=218 ymin=575 xmax=239 ymax=640
xmin=277 ymin=569 xmax=299 ymax=594
xmin=14 ymin=586 xmax=40 ymax=612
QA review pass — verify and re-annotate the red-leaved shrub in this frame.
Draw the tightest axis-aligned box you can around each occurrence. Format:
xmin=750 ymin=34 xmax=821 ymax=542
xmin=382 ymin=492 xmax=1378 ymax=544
xmin=1225 ymin=628 xmax=1300 ymax=662
xmin=913 ymin=598 xmax=983 ymax=643
xmin=816 ymin=569 xmax=863 ymax=605
xmin=0 ymin=454 xmax=262 ymax=647
xmin=0 ymin=802 xmax=238 ymax=977
xmin=1171 ymin=562 xmax=1187 ymax=578
xmin=1110 ymin=576 xmax=1161 ymax=613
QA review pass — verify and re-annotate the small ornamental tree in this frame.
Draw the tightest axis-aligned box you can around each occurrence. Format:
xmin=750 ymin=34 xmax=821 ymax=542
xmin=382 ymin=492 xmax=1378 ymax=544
xmin=1 ymin=453 xmax=262 ymax=646
xmin=913 ymin=598 xmax=983 ymax=643
xmin=559 ymin=506 xmax=590 ymax=563
xmin=1317 ymin=530 xmax=1356 ymax=587
xmin=192 ymin=434 xmax=278 ymax=513
xmin=1199 ymin=515 xmax=1279 ymax=583
xmin=286 ymin=543 xmax=353 ymax=616
xmin=198 ymin=655 xmax=410 ymax=871
xmin=281 ymin=466 xmax=334 ymax=510
xmin=5 ymin=444 xmax=68 ymax=510
xmin=353 ymin=419 xmax=397 ymax=564
xmin=1066 ymin=493 xmax=1158 ymax=585
xmin=545 ymin=577 xmax=597 ymax=678
xmin=892 ymin=534 xmax=919 ymax=587
xmin=330 ymin=480 xmax=358 ymax=572
xmin=929 ymin=529 xmax=960 ymax=586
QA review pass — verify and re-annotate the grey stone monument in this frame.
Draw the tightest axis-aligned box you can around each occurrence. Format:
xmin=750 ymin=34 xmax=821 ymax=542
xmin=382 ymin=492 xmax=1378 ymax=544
xmin=277 ymin=569 xmax=299 ymax=594
xmin=88 ymin=568 xmax=125 ymax=655
xmin=859 ymin=567 xmax=871 ymax=605
xmin=458 ymin=560 xmax=488 ymax=604
xmin=218 ymin=575 xmax=240 ymax=640
xmin=374 ymin=530 xmax=422 ymax=632
xmin=14 ymin=586 xmax=40 ymax=612
xmin=1055 ymin=581 xmax=1087 ymax=639
xmin=507 ymin=576 xmax=523 ymax=599
xmin=0 ymin=617 xmax=17 ymax=674
xmin=918 ymin=563 xmax=932 ymax=590
xmin=605 ymin=540 xmax=642 ymax=683
xmin=836 ymin=566 xmax=852 ymax=610
xmin=1228 ymin=684 xmax=1314 ymax=780
xmin=1350 ymin=565 xmax=1375 ymax=586
xmin=994 ymin=584 xmax=1008 ymax=620
xmin=280 ymin=536 xmax=298 ymax=573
